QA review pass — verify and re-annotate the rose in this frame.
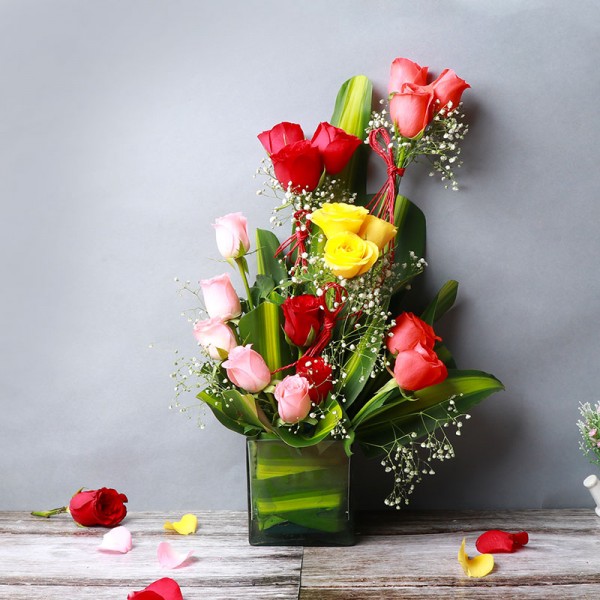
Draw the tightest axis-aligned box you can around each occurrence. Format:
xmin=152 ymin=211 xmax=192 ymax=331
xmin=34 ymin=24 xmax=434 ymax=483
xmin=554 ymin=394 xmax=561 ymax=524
xmin=222 ymin=345 xmax=271 ymax=393
xmin=296 ymin=355 xmax=333 ymax=404
xmin=193 ymin=317 xmax=237 ymax=359
xmin=68 ymin=487 xmax=128 ymax=527
xmin=386 ymin=312 xmax=441 ymax=355
xmin=389 ymin=82 xmax=435 ymax=139
xmin=274 ymin=375 xmax=312 ymax=423
xmin=128 ymin=577 xmax=183 ymax=600
xmin=323 ymin=232 xmax=378 ymax=279
xmin=309 ymin=202 xmax=369 ymax=238
xmin=270 ymin=139 xmax=323 ymax=192
xmin=200 ymin=273 xmax=241 ymax=321
xmin=393 ymin=342 xmax=448 ymax=391
xmin=258 ymin=121 xmax=305 ymax=155
xmin=358 ymin=215 xmax=398 ymax=250
xmin=282 ymin=294 xmax=323 ymax=347
xmin=388 ymin=57 xmax=429 ymax=94
xmin=430 ymin=69 xmax=470 ymax=112
xmin=310 ymin=122 xmax=362 ymax=175
xmin=213 ymin=212 xmax=250 ymax=259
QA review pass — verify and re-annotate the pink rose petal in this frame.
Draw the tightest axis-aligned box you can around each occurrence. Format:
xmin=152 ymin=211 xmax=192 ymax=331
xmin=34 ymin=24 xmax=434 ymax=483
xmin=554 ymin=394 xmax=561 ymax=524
xmin=157 ymin=541 xmax=195 ymax=569
xmin=98 ymin=526 xmax=132 ymax=553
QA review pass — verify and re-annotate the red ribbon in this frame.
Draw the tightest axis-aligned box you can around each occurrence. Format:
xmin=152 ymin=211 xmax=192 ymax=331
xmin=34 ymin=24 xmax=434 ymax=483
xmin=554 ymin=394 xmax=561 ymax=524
xmin=275 ymin=209 xmax=311 ymax=268
xmin=366 ymin=128 xmax=405 ymax=222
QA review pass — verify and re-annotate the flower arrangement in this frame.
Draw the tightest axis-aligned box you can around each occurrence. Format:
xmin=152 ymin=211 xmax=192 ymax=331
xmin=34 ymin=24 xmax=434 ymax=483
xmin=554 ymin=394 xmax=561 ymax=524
xmin=173 ymin=57 xmax=503 ymax=509
xmin=578 ymin=402 xmax=600 ymax=465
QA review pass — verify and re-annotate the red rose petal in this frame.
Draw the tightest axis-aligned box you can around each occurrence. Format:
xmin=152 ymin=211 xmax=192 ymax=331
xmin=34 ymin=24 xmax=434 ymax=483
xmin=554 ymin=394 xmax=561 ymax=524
xmin=475 ymin=529 xmax=529 ymax=554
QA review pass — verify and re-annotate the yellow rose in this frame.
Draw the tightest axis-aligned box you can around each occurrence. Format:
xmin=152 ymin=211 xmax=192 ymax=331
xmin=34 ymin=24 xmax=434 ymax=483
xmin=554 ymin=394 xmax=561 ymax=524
xmin=358 ymin=215 xmax=398 ymax=250
xmin=310 ymin=202 xmax=368 ymax=238
xmin=323 ymin=232 xmax=379 ymax=279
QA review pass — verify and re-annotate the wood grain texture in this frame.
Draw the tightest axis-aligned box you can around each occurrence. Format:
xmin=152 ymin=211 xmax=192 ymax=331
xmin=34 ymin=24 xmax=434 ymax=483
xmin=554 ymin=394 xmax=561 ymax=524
xmin=1 ymin=509 xmax=599 ymax=599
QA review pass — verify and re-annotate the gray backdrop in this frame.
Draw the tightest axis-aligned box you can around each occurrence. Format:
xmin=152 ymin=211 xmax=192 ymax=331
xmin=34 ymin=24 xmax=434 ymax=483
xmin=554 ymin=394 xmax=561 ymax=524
xmin=1 ymin=0 xmax=599 ymax=512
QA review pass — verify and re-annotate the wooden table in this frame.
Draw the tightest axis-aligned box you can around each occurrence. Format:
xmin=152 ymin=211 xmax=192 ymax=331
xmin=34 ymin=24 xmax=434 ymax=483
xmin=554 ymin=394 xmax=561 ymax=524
xmin=1 ymin=509 xmax=599 ymax=598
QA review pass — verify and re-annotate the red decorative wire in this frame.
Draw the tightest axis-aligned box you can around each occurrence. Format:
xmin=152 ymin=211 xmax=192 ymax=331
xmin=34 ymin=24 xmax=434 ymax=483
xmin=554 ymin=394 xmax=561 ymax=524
xmin=304 ymin=283 xmax=348 ymax=358
xmin=275 ymin=209 xmax=311 ymax=268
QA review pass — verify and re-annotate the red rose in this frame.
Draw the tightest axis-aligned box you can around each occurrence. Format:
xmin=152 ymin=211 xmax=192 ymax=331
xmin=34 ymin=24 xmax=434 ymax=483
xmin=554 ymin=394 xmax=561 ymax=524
xmin=389 ymin=82 xmax=435 ymax=139
xmin=393 ymin=343 xmax=448 ymax=391
xmin=386 ymin=312 xmax=441 ymax=355
xmin=282 ymin=294 xmax=324 ymax=347
xmin=271 ymin=140 xmax=323 ymax=192
xmin=296 ymin=355 xmax=333 ymax=404
xmin=429 ymin=69 xmax=470 ymax=112
xmin=310 ymin=122 xmax=362 ymax=175
xmin=68 ymin=487 xmax=128 ymax=527
xmin=257 ymin=122 xmax=305 ymax=155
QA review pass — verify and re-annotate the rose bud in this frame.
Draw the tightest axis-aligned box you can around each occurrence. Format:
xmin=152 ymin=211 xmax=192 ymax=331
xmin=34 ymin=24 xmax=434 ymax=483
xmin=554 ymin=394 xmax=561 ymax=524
xmin=222 ymin=345 xmax=271 ymax=393
xmin=390 ymin=82 xmax=435 ymax=138
xmin=386 ymin=312 xmax=441 ymax=355
xmin=393 ymin=343 xmax=448 ymax=391
xmin=200 ymin=273 xmax=241 ymax=321
xmin=68 ymin=487 xmax=128 ymax=527
xmin=282 ymin=294 xmax=324 ymax=347
xmin=429 ymin=69 xmax=470 ymax=112
xmin=274 ymin=374 xmax=312 ymax=423
xmin=258 ymin=121 xmax=305 ymax=155
xmin=388 ymin=57 xmax=429 ymax=94
xmin=213 ymin=212 xmax=250 ymax=259
xmin=310 ymin=122 xmax=362 ymax=175
xmin=193 ymin=317 xmax=237 ymax=360
xmin=296 ymin=355 xmax=333 ymax=404
xmin=270 ymin=139 xmax=323 ymax=192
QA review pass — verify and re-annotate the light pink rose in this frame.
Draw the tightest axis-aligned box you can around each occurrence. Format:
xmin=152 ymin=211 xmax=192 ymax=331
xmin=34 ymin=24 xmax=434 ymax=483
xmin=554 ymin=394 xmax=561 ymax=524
xmin=388 ymin=57 xmax=429 ymax=94
xmin=193 ymin=317 xmax=237 ymax=360
xmin=429 ymin=69 xmax=470 ymax=112
xmin=222 ymin=345 xmax=271 ymax=393
xmin=274 ymin=374 xmax=312 ymax=423
xmin=200 ymin=273 xmax=241 ymax=321
xmin=213 ymin=212 xmax=250 ymax=259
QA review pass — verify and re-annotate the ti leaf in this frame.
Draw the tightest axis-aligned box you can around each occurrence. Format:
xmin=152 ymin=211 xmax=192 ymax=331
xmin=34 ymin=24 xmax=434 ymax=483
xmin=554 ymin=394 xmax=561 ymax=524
xmin=198 ymin=390 xmax=262 ymax=436
xmin=421 ymin=280 xmax=459 ymax=325
xmin=256 ymin=228 xmax=287 ymax=286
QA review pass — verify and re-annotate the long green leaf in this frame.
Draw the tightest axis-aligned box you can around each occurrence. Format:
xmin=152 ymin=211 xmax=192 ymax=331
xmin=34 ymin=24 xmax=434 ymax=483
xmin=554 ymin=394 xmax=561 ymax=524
xmin=256 ymin=228 xmax=287 ymax=285
xmin=421 ymin=280 xmax=459 ymax=325
xmin=198 ymin=390 xmax=259 ymax=436
xmin=222 ymin=389 xmax=269 ymax=432
xmin=330 ymin=75 xmax=373 ymax=195
xmin=238 ymin=301 xmax=292 ymax=372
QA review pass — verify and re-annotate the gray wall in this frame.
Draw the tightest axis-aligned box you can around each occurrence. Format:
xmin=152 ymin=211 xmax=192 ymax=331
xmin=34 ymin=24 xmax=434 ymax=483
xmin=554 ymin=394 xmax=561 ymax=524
xmin=1 ymin=0 xmax=599 ymax=511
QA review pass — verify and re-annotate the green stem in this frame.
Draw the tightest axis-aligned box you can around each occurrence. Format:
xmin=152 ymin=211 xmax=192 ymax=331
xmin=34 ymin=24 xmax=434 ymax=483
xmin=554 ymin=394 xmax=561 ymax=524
xmin=31 ymin=506 xmax=68 ymax=518
xmin=235 ymin=257 xmax=254 ymax=311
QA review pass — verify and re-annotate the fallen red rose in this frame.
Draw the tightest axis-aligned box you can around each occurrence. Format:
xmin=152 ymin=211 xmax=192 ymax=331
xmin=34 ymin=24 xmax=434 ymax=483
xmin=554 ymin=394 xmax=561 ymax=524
xmin=475 ymin=529 xmax=529 ymax=554
xmin=68 ymin=487 xmax=128 ymax=527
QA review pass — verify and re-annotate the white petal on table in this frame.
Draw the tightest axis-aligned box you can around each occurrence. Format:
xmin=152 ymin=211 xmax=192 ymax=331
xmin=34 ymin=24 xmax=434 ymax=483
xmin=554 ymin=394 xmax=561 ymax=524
xmin=98 ymin=526 xmax=133 ymax=554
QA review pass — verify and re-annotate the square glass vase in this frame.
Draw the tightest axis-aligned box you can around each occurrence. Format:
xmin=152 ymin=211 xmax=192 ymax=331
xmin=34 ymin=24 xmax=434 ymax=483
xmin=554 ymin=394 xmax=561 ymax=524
xmin=246 ymin=438 xmax=354 ymax=546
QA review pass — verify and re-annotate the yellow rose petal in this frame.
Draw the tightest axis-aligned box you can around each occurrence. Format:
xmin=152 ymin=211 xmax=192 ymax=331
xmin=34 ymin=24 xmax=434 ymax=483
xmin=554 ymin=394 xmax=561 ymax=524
xmin=458 ymin=538 xmax=494 ymax=578
xmin=358 ymin=215 xmax=398 ymax=250
xmin=163 ymin=513 xmax=198 ymax=535
xmin=310 ymin=202 xmax=368 ymax=238
xmin=323 ymin=232 xmax=379 ymax=279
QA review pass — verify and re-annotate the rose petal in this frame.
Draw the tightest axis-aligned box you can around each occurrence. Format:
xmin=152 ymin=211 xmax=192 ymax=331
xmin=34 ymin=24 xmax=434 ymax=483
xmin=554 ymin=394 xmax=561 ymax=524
xmin=163 ymin=513 xmax=198 ymax=535
xmin=98 ymin=526 xmax=132 ymax=553
xmin=476 ymin=529 xmax=529 ymax=553
xmin=458 ymin=538 xmax=494 ymax=578
xmin=157 ymin=541 xmax=195 ymax=569
xmin=128 ymin=577 xmax=183 ymax=600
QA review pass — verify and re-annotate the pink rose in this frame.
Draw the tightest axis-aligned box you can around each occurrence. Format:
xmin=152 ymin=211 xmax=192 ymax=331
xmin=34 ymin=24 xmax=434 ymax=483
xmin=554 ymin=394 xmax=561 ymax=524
xmin=222 ymin=345 xmax=271 ymax=393
xmin=258 ymin=122 xmax=305 ymax=155
xmin=310 ymin=122 xmax=362 ymax=175
xmin=388 ymin=57 xmax=429 ymax=94
xmin=274 ymin=375 xmax=312 ymax=423
xmin=429 ymin=69 xmax=470 ymax=112
xmin=389 ymin=83 xmax=434 ymax=138
xmin=193 ymin=317 xmax=237 ymax=360
xmin=213 ymin=212 xmax=250 ymax=259
xmin=200 ymin=273 xmax=241 ymax=321
xmin=386 ymin=312 xmax=441 ymax=355
xmin=393 ymin=343 xmax=448 ymax=391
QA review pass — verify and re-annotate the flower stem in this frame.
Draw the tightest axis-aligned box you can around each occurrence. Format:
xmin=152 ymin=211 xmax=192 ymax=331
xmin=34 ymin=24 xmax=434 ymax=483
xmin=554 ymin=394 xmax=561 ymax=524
xmin=31 ymin=506 xmax=68 ymax=518
xmin=235 ymin=257 xmax=255 ymax=311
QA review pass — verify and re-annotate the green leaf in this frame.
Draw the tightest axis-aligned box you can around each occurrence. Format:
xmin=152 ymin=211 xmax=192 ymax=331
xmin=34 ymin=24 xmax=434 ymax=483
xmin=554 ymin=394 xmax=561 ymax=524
xmin=421 ymin=280 xmax=459 ymax=325
xmin=250 ymin=274 xmax=276 ymax=306
xmin=330 ymin=75 xmax=373 ymax=195
xmin=222 ymin=389 xmax=270 ymax=431
xmin=238 ymin=301 xmax=293 ymax=372
xmin=355 ymin=370 xmax=504 ymax=455
xmin=350 ymin=378 xmax=403 ymax=428
xmin=256 ymin=228 xmax=287 ymax=285
xmin=198 ymin=390 xmax=259 ymax=436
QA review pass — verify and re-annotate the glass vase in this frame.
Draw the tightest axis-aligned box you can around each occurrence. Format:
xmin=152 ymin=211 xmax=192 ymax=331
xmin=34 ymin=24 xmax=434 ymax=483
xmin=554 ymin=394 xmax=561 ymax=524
xmin=246 ymin=438 xmax=354 ymax=546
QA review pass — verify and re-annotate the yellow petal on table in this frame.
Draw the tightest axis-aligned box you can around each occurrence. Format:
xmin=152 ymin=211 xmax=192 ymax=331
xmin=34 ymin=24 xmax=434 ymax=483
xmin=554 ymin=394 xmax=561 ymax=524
xmin=163 ymin=513 xmax=198 ymax=535
xmin=458 ymin=538 xmax=494 ymax=578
